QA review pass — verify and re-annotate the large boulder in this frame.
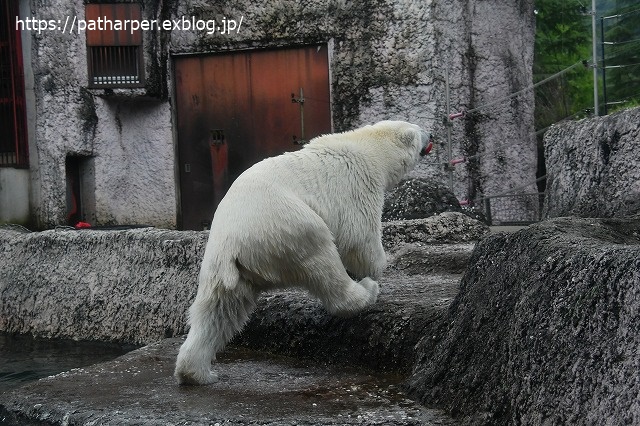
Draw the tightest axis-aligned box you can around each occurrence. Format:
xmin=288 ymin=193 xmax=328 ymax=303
xmin=543 ymin=106 xmax=640 ymax=218
xmin=407 ymin=216 xmax=640 ymax=425
xmin=383 ymin=178 xmax=463 ymax=221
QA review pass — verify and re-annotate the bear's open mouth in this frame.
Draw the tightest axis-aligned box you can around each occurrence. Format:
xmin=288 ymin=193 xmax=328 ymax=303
xmin=420 ymin=141 xmax=433 ymax=157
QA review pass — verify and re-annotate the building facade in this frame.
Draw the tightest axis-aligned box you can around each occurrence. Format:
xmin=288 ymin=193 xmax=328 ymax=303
xmin=1 ymin=0 xmax=538 ymax=230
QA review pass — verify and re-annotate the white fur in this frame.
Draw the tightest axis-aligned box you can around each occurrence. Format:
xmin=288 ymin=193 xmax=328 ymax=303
xmin=174 ymin=120 xmax=429 ymax=385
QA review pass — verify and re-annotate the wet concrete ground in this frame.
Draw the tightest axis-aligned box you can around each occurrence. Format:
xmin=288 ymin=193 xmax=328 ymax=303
xmin=0 ymin=338 xmax=457 ymax=425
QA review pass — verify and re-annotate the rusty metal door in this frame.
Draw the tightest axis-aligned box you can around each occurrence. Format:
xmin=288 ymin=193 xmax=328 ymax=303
xmin=174 ymin=45 xmax=331 ymax=230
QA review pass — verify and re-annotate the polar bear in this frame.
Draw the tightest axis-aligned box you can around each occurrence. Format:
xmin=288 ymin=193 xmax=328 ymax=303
xmin=175 ymin=120 xmax=432 ymax=385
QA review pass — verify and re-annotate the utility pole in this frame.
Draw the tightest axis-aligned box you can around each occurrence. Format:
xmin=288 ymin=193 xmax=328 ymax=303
xmin=592 ymin=0 xmax=599 ymax=116
xmin=601 ymin=17 xmax=608 ymax=115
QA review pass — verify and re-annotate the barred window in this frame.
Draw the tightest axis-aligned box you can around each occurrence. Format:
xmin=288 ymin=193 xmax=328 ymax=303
xmin=0 ymin=0 xmax=29 ymax=167
xmin=85 ymin=3 xmax=144 ymax=88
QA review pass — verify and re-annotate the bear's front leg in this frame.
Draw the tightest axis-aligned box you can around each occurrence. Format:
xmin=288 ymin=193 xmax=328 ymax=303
xmin=343 ymin=236 xmax=387 ymax=280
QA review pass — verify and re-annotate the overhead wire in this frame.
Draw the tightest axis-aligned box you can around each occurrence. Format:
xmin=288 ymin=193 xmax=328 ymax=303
xmin=432 ymin=59 xmax=594 ymax=204
xmin=602 ymin=7 xmax=640 ymax=20
xmin=462 ymin=60 xmax=586 ymax=116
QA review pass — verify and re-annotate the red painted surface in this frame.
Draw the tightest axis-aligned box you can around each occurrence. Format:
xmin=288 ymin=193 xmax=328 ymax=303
xmin=85 ymin=4 xmax=142 ymax=46
xmin=174 ymin=45 xmax=332 ymax=230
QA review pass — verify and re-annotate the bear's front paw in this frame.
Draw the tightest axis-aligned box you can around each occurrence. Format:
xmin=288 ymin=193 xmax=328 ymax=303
xmin=358 ymin=277 xmax=380 ymax=304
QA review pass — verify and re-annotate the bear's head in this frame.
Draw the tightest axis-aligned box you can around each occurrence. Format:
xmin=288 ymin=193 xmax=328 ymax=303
xmin=372 ymin=121 xmax=431 ymax=156
xmin=364 ymin=120 xmax=432 ymax=190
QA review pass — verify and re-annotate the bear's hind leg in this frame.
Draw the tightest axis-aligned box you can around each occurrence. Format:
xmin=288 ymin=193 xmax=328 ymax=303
xmin=175 ymin=279 xmax=257 ymax=385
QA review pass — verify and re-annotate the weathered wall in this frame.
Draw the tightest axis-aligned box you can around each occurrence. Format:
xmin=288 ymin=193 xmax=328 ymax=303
xmin=411 ymin=0 xmax=538 ymax=221
xmin=543 ymin=106 xmax=640 ymax=219
xmin=21 ymin=0 xmax=537 ymax=228
xmin=91 ymin=99 xmax=175 ymax=227
xmin=0 ymin=169 xmax=30 ymax=225
xmin=407 ymin=216 xmax=640 ymax=425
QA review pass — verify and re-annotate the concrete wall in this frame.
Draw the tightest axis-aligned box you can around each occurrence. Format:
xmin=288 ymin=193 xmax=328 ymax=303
xmin=543 ymin=106 xmax=640 ymax=219
xmin=0 ymin=169 xmax=30 ymax=225
xmin=18 ymin=0 xmax=537 ymax=228
xmin=20 ymin=0 xmax=176 ymax=228
xmin=421 ymin=1 xmax=539 ymax=219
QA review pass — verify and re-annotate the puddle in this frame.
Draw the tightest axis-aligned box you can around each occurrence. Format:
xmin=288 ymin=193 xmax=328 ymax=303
xmin=0 ymin=332 xmax=137 ymax=393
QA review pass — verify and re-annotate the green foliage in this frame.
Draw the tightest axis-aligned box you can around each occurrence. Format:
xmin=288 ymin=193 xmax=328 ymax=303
xmin=533 ymin=0 xmax=593 ymax=131
xmin=534 ymin=0 xmax=640 ymax=124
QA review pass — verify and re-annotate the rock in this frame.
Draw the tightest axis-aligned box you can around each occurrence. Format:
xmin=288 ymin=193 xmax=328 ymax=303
xmin=387 ymin=243 xmax=475 ymax=275
xmin=383 ymin=178 xmax=463 ymax=221
xmin=543 ymin=106 xmax=640 ymax=218
xmin=382 ymin=212 xmax=490 ymax=251
xmin=406 ymin=216 xmax=640 ymax=425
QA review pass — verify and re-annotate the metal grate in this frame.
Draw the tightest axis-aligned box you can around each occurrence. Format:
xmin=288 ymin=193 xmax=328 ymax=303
xmin=482 ymin=193 xmax=544 ymax=225
xmin=85 ymin=3 xmax=144 ymax=89
xmin=88 ymin=45 xmax=143 ymax=88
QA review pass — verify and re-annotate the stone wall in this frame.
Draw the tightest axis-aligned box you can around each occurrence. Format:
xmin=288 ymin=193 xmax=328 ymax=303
xmin=425 ymin=0 xmax=538 ymax=218
xmin=543 ymin=106 xmax=640 ymax=218
xmin=407 ymin=216 xmax=640 ymax=424
xmin=19 ymin=0 xmax=537 ymax=228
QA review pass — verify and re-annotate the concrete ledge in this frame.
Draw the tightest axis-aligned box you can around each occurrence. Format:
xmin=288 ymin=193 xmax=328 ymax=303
xmin=0 ymin=227 xmax=207 ymax=345
xmin=236 ymin=269 xmax=460 ymax=373
xmin=0 ymin=212 xmax=484 ymax=353
xmin=0 ymin=227 xmax=470 ymax=373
